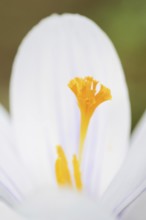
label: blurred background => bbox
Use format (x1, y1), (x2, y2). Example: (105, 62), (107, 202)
(0, 0), (145, 129)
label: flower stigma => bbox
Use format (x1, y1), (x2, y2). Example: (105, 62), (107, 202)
(55, 76), (112, 190)
(68, 76), (112, 162)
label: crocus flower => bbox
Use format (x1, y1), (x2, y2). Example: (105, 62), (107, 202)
(0, 14), (145, 220)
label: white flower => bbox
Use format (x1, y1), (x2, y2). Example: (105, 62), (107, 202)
(0, 13), (145, 220)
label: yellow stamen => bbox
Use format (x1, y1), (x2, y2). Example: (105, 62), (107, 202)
(68, 76), (112, 162)
(72, 155), (82, 190)
(55, 146), (72, 186)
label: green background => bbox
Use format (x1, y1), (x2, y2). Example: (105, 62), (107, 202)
(0, 0), (145, 129)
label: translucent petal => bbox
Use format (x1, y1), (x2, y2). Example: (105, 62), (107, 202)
(101, 111), (146, 216)
(0, 105), (33, 205)
(0, 202), (25, 220)
(10, 14), (130, 194)
(120, 190), (146, 220)
(17, 187), (116, 220)
(131, 111), (146, 148)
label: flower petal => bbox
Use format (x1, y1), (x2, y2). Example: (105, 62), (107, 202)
(101, 111), (146, 216)
(130, 111), (146, 149)
(0, 105), (33, 205)
(119, 191), (146, 220)
(0, 202), (25, 220)
(17, 187), (116, 220)
(10, 14), (130, 194)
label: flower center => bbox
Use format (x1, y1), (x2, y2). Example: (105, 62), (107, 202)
(55, 76), (112, 190)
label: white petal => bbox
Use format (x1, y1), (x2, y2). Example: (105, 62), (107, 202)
(0, 105), (33, 205)
(0, 202), (25, 220)
(101, 111), (146, 216)
(131, 111), (146, 149)
(17, 187), (115, 220)
(120, 191), (146, 220)
(10, 14), (130, 194)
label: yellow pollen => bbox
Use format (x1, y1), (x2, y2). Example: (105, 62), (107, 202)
(68, 76), (112, 162)
(55, 146), (83, 190)
(55, 146), (72, 186)
(72, 155), (82, 190)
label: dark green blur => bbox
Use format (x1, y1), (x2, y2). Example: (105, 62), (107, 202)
(0, 0), (145, 129)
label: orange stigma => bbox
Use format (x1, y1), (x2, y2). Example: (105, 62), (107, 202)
(68, 76), (112, 162)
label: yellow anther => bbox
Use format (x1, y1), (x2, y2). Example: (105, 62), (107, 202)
(55, 146), (72, 187)
(68, 76), (112, 162)
(72, 155), (82, 190)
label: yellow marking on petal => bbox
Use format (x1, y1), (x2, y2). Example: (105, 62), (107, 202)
(72, 155), (82, 190)
(68, 76), (112, 162)
(55, 146), (72, 187)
